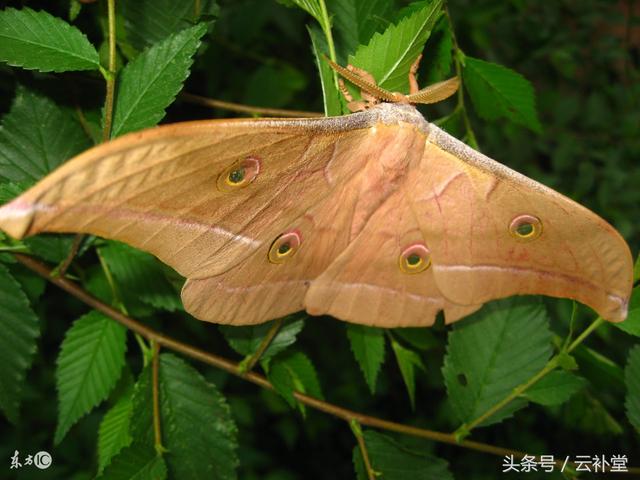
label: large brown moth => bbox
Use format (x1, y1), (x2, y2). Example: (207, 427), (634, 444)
(0, 56), (633, 327)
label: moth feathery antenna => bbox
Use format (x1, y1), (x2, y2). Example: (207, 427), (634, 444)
(323, 55), (398, 110)
(405, 76), (460, 104)
(323, 55), (459, 109)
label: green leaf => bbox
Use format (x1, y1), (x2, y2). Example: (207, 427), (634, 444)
(558, 390), (623, 435)
(614, 286), (640, 337)
(98, 389), (134, 474)
(99, 241), (182, 312)
(122, 0), (217, 51)
(0, 182), (26, 203)
(7, 262), (46, 304)
(159, 353), (239, 479)
(55, 311), (127, 444)
(128, 366), (154, 448)
(349, 0), (442, 94)
(110, 23), (208, 138)
(625, 345), (640, 433)
(0, 87), (91, 182)
(287, 0), (323, 24)
(0, 7), (100, 72)
(328, 0), (393, 57)
(308, 25), (344, 116)
(523, 371), (587, 406)
(353, 430), (452, 480)
(24, 235), (75, 264)
(220, 315), (305, 361)
(98, 443), (167, 480)
(267, 351), (323, 415)
(442, 298), (552, 426)
(392, 327), (439, 351)
(69, 0), (82, 22)
(633, 255), (640, 282)
(0, 263), (39, 423)
(421, 16), (453, 83)
(463, 56), (542, 133)
(346, 324), (385, 394)
(572, 345), (624, 394)
(244, 64), (307, 108)
(391, 338), (425, 408)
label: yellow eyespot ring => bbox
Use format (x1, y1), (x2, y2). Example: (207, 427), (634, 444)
(268, 230), (302, 264)
(509, 214), (542, 241)
(217, 156), (261, 192)
(399, 243), (431, 274)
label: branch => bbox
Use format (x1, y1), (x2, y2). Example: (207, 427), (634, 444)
(239, 318), (283, 374)
(179, 92), (322, 118)
(13, 253), (640, 475)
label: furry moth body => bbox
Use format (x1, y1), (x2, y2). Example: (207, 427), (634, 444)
(0, 101), (632, 327)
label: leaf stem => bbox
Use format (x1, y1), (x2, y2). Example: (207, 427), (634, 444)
(62, 0), (118, 272)
(317, 0), (340, 95)
(151, 341), (166, 455)
(239, 318), (283, 374)
(101, 0), (117, 142)
(56, 234), (84, 277)
(350, 419), (377, 480)
(14, 253), (640, 475)
(179, 92), (321, 117)
(444, 5), (479, 150)
(194, 0), (201, 19)
(567, 317), (604, 353)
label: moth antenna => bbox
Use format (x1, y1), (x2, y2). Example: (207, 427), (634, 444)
(324, 56), (397, 103)
(406, 77), (460, 104)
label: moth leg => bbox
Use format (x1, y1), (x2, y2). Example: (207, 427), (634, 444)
(338, 78), (368, 112)
(409, 54), (423, 95)
(341, 65), (380, 109)
(338, 78), (354, 102)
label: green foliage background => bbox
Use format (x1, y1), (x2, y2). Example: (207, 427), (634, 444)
(0, 0), (638, 478)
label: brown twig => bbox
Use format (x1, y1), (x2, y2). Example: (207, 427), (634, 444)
(12, 253), (640, 475)
(57, 234), (84, 277)
(179, 92), (322, 118)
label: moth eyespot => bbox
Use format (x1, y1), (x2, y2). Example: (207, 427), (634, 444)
(399, 243), (431, 274)
(217, 156), (261, 191)
(268, 230), (302, 264)
(509, 215), (542, 241)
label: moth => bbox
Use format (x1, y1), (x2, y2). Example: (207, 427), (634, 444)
(0, 56), (633, 327)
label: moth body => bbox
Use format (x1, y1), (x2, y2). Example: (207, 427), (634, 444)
(0, 102), (633, 327)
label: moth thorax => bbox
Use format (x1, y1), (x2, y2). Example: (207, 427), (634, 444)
(374, 124), (424, 176)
